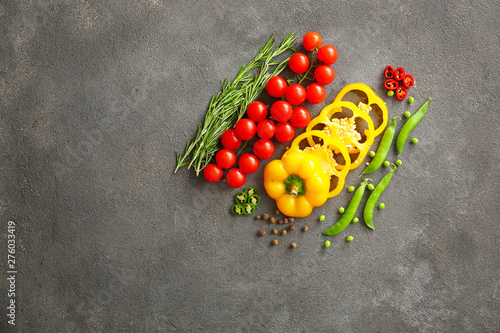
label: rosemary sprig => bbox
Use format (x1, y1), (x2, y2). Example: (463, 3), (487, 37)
(175, 33), (297, 176)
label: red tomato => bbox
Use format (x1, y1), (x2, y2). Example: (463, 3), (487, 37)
(215, 149), (236, 169)
(226, 168), (246, 188)
(203, 164), (223, 183)
(275, 122), (295, 143)
(234, 118), (256, 141)
(246, 101), (268, 123)
(256, 119), (276, 139)
(270, 100), (293, 122)
(220, 129), (241, 150)
(288, 53), (310, 74)
(314, 65), (335, 85)
(238, 153), (259, 174)
(306, 83), (326, 104)
(290, 107), (311, 128)
(317, 45), (338, 65)
(285, 84), (307, 106)
(266, 76), (287, 98)
(253, 139), (275, 159)
(303, 31), (322, 51)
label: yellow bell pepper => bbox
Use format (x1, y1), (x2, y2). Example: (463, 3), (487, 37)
(264, 131), (351, 217)
(333, 83), (388, 137)
(306, 101), (375, 170)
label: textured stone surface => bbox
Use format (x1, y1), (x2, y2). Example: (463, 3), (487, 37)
(1, 0), (499, 332)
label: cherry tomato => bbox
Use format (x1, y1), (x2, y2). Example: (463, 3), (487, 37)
(303, 31), (322, 51)
(306, 83), (326, 104)
(226, 168), (246, 188)
(270, 100), (293, 122)
(220, 129), (241, 150)
(285, 84), (307, 106)
(238, 153), (259, 174)
(275, 122), (295, 143)
(203, 164), (223, 183)
(314, 65), (335, 85)
(288, 53), (310, 74)
(215, 149), (236, 169)
(234, 118), (256, 141)
(290, 106), (311, 128)
(317, 45), (338, 65)
(253, 139), (275, 159)
(246, 101), (268, 123)
(266, 76), (287, 98)
(256, 119), (276, 139)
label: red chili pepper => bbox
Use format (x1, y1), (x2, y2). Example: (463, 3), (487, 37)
(384, 65), (394, 79)
(394, 67), (405, 81)
(403, 74), (415, 88)
(395, 86), (408, 101)
(384, 79), (398, 90)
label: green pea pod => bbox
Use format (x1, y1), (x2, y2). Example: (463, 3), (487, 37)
(396, 98), (431, 154)
(364, 165), (397, 229)
(363, 117), (399, 174)
(323, 178), (371, 236)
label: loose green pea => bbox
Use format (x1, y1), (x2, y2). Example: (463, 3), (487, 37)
(383, 160), (390, 167)
(338, 207), (345, 214)
(367, 184), (375, 191)
(411, 138), (419, 144)
(404, 111), (411, 118)
(324, 240), (331, 248)
(319, 215), (325, 221)
(387, 90), (394, 97)
(395, 159), (402, 166)
(347, 235), (354, 242)
(409, 96), (415, 105)
(369, 151), (376, 157)
(353, 217), (359, 223)
(348, 186), (355, 192)
(379, 203), (386, 209)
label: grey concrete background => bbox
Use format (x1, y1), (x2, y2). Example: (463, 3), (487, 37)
(1, 0), (499, 332)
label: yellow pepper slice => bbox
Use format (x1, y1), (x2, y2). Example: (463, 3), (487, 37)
(264, 131), (350, 217)
(333, 83), (388, 136)
(306, 101), (375, 170)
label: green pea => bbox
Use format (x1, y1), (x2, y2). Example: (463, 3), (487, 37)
(338, 207), (345, 214)
(409, 96), (415, 105)
(395, 159), (402, 166)
(404, 111), (411, 118)
(353, 217), (359, 223)
(324, 240), (331, 248)
(383, 160), (390, 167)
(347, 235), (354, 242)
(369, 151), (376, 157)
(348, 186), (355, 192)
(367, 184), (374, 191)
(379, 203), (386, 209)
(319, 215), (325, 222)
(411, 138), (419, 144)
(387, 90), (394, 97)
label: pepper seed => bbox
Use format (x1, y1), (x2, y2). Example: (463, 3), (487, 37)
(272, 239), (278, 246)
(258, 229), (266, 236)
(302, 226), (308, 232)
(281, 230), (287, 236)
(263, 213), (269, 220)
(256, 215), (261, 220)
(289, 225), (295, 231)
(275, 209), (280, 215)
(278, 219), (283, 224)
(269, 217), (276, 224)
(284, 218), (289, 224)
(290, 242), (297, 249)
(272, 229), (278, 234)
(289, 218), (295, 223)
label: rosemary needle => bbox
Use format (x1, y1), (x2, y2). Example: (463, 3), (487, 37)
(175, 33), (297, 176)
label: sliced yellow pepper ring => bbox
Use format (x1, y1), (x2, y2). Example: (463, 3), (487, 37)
(283, 130), (351, 198)
(333, 83), (388, 137)
(305, 101), (375, 170)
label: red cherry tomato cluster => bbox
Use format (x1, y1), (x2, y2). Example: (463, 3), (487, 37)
(384, 65), (415, 101)
(204, 31), (338, 188)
